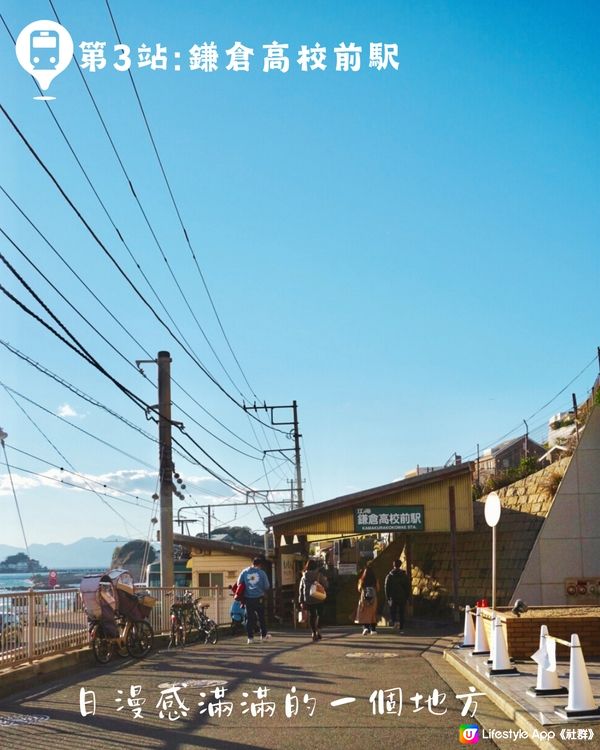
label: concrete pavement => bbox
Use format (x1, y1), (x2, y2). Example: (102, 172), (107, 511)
(0, 623), (537, 750)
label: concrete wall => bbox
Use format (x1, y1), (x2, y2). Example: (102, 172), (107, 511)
(512, 405), (600, 605)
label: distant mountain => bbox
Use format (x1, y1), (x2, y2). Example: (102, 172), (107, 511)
(0, 537), (157, 568)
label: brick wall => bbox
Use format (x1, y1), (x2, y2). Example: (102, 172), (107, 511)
(484, 606), (600, 660)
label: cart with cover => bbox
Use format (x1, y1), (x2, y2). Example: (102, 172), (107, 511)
(80, 569), (156, 663)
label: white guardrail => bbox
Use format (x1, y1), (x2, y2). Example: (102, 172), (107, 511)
(0, 586), (229, 669)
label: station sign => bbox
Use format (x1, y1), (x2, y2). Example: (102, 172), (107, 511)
(354, 506), (424, 532)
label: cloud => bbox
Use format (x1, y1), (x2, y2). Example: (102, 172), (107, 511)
(0, 467), (235, 503)
(57, 403), (84, 419)
(0, 468), (157, 499)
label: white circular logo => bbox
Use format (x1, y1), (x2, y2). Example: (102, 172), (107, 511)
(15, 20), (74, 96)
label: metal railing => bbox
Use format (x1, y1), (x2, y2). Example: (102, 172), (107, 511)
(0, 585), (229, 669)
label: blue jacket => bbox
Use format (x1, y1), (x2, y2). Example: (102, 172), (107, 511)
(237, 566), (270, 598)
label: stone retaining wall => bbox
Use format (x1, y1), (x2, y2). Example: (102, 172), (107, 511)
(404, 458), (570, 611)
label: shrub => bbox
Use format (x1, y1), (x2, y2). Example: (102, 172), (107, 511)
(540, 467), (565, 500)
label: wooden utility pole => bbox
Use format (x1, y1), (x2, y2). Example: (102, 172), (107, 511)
(158, 351), (174, 589)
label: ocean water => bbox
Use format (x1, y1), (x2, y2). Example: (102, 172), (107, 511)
(0, 568), (105, 593)
(0, 572), (35, 592)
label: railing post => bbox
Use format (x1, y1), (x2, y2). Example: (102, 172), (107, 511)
(27, 589), (35, 660)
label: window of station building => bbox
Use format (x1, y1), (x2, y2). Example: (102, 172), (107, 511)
(198, 572), (224, 597)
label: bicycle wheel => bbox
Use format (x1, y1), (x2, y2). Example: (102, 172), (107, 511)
(168, 621), (177, 649)
(114, 618), (128, 658)
(184, 611), (201, 644)
(205, 620), (218, 645)
(91, 624), (113, 664)
(126, 620), (154, 658)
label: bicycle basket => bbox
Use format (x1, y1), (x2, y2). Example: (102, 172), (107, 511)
(136, 593), (157, 619)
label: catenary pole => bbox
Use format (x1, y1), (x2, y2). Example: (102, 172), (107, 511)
(292, 400), (303, 509)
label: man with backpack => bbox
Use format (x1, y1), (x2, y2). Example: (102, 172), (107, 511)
(384, 559), (410, 633)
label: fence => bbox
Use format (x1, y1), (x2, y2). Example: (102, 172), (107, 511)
(0, 585), (230, 670)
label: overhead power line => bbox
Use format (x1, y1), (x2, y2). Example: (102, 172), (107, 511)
(0, 186), (271, 457)
(1, 436), (31, 562)
(0, 10), (230, 397)
(3, 463), (154, 514)
(0, 338), (157, 444)
(0, 225), (138, 373)
(104, 0), (259, 402)
(1, 235), (268, 488)
(1, 382), (156, 469)
(462, 354), (599, 461)
(0, 100), (286, 435)
(5, 444), (154, 507)
(0, 183), (154, 368)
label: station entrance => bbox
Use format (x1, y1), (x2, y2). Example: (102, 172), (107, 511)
(263, 464), (473, 625)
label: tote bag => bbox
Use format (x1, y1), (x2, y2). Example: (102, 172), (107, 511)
(309, 581), (327, 602)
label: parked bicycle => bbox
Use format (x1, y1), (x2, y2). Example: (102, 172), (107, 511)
(169, 592), (218, 647)
(81, 569), (156, 664)
(169, 598), (188, 648)
(90, 614), (154, 664)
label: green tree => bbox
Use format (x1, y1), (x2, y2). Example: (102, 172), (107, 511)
(209, 526), (263, 547)
(111, 540), (156, 582)
(0, 552), (44, 571)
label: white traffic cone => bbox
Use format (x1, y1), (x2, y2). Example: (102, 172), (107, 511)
(488, 615), (519, 675)
(527, 625), (567, 697)
(459, 605), (475, 648)
(471, 607), (490, 656)
(556, 634), (600, 719)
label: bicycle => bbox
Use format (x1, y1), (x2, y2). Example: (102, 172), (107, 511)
(169, 600), (187, 648)
(174, 592), (218, 645)
(190, 598), (219, 645)
(90, 615), (154, 664)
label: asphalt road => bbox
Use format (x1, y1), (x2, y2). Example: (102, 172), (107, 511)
(0, 624), (538, 750)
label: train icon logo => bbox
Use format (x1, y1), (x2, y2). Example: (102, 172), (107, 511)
(15, 20), (74, 100)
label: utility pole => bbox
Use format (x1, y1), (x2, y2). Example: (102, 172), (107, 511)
(292, 400), (303, 509)
(244, 400), (304, 510)
(158, 351), (174, 589)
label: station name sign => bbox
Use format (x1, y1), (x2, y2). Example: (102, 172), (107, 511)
(354, 506), (425, 532)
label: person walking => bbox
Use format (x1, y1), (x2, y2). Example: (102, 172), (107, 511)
(237, 557), (271, 644)
(384, 559), (410, 633)
(355, 560), (379, 634)
(298, 559), (328, 642)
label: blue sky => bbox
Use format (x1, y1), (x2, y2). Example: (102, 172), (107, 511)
(0, 1), (598, 549)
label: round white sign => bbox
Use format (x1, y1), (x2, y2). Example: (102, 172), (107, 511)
(484, 492), (501, 527)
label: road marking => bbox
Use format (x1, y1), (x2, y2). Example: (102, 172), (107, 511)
(157, 679), (228, 689)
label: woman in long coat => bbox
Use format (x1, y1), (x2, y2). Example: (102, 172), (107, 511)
(355, 560), (380, 634)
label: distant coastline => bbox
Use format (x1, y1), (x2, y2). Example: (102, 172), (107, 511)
(0, 567), (106, 592)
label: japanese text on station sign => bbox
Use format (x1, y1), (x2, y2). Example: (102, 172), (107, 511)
(354, 506), (424, 532)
